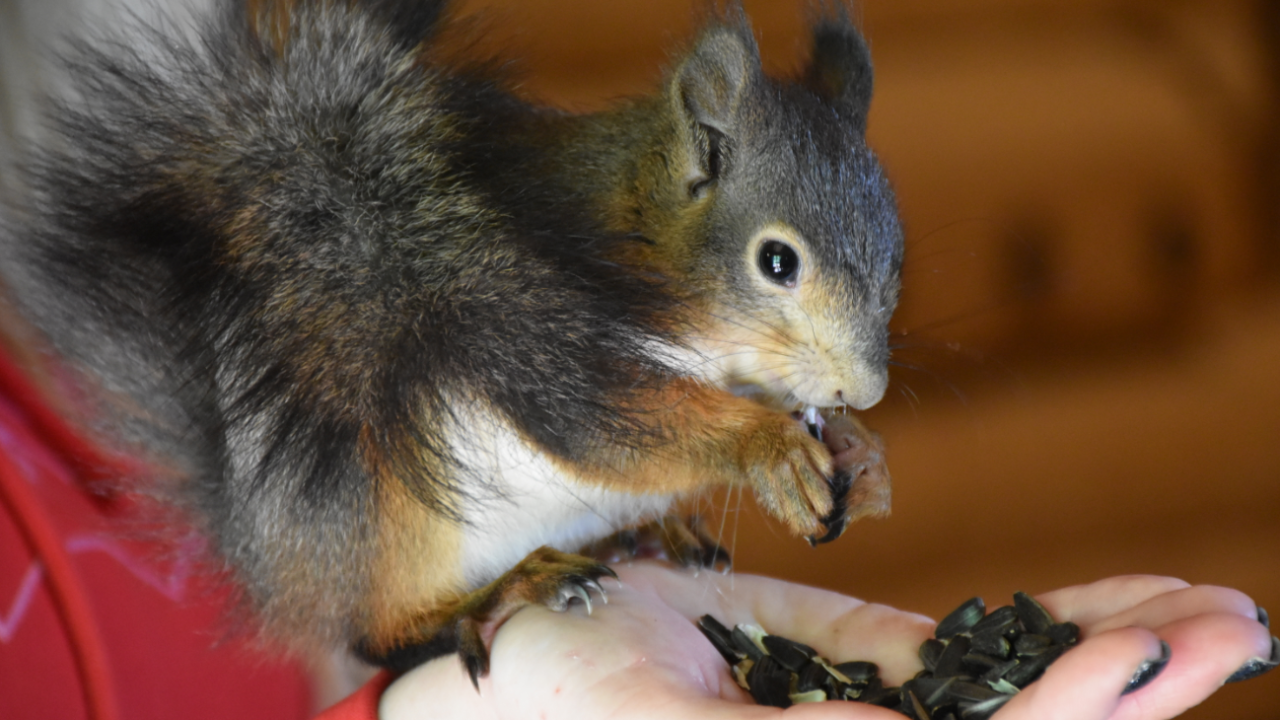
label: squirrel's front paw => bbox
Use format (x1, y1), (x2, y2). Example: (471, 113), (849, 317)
(739, 413), (837, 537)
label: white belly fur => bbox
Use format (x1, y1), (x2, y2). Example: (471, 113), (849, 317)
(449, 402), (675, 588)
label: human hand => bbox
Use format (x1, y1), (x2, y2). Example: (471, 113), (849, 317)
(379, 563), (1275, 719)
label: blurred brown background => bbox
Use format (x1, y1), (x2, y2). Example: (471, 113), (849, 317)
(2, 0), (1277, 716)
(433, 0), (1280, 716)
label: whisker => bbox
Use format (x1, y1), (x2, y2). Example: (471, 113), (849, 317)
(888, 361), (969, 406)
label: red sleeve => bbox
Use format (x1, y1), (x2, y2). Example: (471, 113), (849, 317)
(316, 673), (394, 720)
(0, 349), (313, 720)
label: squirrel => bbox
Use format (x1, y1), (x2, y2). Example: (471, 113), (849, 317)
(1, 0), (902, 683)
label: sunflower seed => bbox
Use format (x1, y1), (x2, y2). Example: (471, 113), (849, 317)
(697, 589), (1081, 720)
(936, 597), (986, 640)
(905, 689), (930, 720)
(902, 676), (955, 707)
(746, 655), (792, 708)
(697, 615), (741, 664)
(933, 635), (971, 678)
(833, 660), (879, 683)
(919, 639), (946, 673)
(762, 634), (817, 672)
(790, 688), (828, 704)
(730, 625), (765, 662)
(987, 678), (1020, 695)
(797, 661), (833, 693)
(1045, 622), (1079, 645)
(971, 605), (1018, 635)
(977, 658), (1020, 685)
(1004, 644), (1069, 687)
(860, 683), (902, 708)
(946, 680), (1004, 703)
(969, 629), (1010, 658)
(960, 652), (1006, 675)
(1013, 633), (1052, 656)
(958, 693), (1012, 720)
(1013, 592), (1054, 635)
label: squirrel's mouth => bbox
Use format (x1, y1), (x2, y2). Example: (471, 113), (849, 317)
(789, 405), (870, 472)
(728, 384), (882, 470)
(793, 405), (829, 442)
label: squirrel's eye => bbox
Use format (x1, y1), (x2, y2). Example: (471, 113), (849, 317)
(757, 240), (800, 287)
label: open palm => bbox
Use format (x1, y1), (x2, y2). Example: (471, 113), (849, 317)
(382, 562), (1274, 720)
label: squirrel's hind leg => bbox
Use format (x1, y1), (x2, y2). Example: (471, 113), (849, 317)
(356, 546), (616, 686)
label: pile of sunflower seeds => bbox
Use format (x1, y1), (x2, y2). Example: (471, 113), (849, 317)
(697, 592), (1079, 720)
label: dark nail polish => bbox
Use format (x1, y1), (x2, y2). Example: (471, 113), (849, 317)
(1226, 636), (1280, 684)
(1122, 641), (1171, 696)
(1258, 606), (1270, 630)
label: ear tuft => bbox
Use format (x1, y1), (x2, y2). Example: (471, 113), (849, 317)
(674, 24), (760, 133)
(803, 12), (874, 134)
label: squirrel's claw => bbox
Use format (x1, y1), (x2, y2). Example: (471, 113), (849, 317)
(808, 468), (854, 545)
(358, 548), (619, 691)
(457, 617), (489, 691)
(554, 577), (604, 614)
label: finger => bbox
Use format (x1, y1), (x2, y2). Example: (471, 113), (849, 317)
(995, 626), (1163, 720)
(1081, 585), (1260, 636)
(1107, 612), (1274, 720)
(1036, 576), (1190, 628)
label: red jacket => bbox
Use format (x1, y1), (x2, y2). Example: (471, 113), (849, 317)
(0, 349), (385, 719)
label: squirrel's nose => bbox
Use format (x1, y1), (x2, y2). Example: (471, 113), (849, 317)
(838, 370), (888, 410)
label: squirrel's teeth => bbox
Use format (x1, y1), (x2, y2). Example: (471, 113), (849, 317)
(803, 406), (824, 441)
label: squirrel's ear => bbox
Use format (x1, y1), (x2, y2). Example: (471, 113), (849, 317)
(803, 16), (874, 134)
(674, 24), (759, 133)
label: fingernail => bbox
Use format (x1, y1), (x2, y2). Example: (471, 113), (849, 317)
(1258, 606), (1270, 629)
(1226, 636), (1280, 684)
(1122, 641), (1171, 696)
